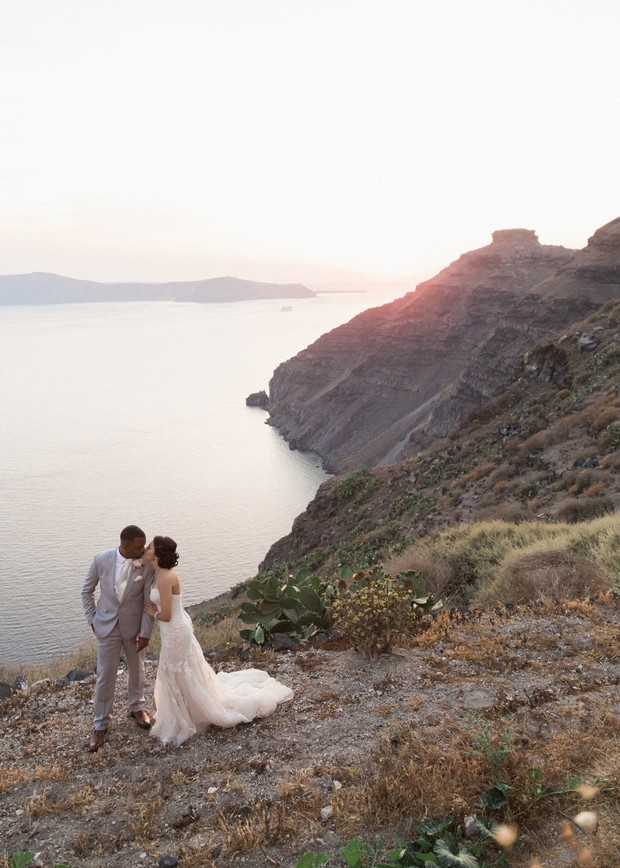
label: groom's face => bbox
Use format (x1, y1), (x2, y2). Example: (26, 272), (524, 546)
(123, 536), (147, 559)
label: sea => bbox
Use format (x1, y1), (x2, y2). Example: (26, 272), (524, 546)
(0, 288), (403, 667)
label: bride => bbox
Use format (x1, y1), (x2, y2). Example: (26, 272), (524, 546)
(143, 535), (293, 746)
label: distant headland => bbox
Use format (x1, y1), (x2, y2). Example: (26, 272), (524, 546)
(0, 272), (316, 305)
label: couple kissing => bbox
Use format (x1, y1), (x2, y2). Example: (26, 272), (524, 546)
(81, 525), (293, 752)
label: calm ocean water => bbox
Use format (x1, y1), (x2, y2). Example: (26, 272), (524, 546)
(0, 290), (401, 666)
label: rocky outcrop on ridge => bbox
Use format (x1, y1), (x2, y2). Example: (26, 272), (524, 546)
(266, 219), (620, 472)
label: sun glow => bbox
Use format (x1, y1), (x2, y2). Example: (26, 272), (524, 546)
(1, 0), (619, 284)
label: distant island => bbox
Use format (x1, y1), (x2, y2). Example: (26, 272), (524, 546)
(0, 272), (316, 305)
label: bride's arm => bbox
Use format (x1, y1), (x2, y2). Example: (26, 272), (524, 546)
(154, 571), (174, 622)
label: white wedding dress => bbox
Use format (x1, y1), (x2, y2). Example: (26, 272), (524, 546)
(150, 588), (293, 746)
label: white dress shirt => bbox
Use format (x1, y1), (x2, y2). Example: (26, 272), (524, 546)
(114, 548), (133, 597)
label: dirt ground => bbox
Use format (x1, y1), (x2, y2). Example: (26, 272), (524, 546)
(1, 599), (619, 867)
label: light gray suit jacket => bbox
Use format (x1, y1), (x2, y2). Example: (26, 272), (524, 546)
(81, 548), (155, 641)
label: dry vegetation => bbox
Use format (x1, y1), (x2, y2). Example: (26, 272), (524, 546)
(2, 586), (620, 867)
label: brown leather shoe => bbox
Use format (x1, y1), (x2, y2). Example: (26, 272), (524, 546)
(88, 729), (107, 752)
(131, 709), (152, 730)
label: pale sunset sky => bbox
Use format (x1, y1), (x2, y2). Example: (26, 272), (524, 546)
(1, 0), (619, 288)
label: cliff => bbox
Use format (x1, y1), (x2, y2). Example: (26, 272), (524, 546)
(266, 220), (620, 472)
(260, 291), (620, 576)
(0, 272), (315, 305)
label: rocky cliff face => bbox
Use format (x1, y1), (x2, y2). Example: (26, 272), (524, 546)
(266, 219), (620, 472)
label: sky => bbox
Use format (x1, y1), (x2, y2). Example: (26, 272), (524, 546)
(1, 0), (619, 288)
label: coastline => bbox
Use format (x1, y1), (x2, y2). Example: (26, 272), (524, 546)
(0, 585), (244, 683)
(184, 586), (240, 617)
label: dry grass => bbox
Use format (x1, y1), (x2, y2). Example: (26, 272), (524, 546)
(599, 450), (620, 470)
(553, 496), (616, 523)
(71, 826), (124, 859)
(0, 642), (97, 685)
(458, 460), (498, 486)
(592, 407), (620, 430)
(478, 501), (531, 523)
(478, 547), (606, 604)
(520, 419), (573, 454)
(0, 760), (72, 796)
(219, 773), (323, 859)
(388, 514), (620, 605)
(567, 469), (613, 496)
(444, 637), (513, 670)
(487, 463), (519, 487)
(339, 725), (490, 830)
(328, 704), (620, 864)
(26, 790), (63, 818)
(174, 843), (220, 867)
(127, 796), (164, 844)
(414, 612), (453, 647)
(382, 548), (456, 600)
(148, 613), (244, 657)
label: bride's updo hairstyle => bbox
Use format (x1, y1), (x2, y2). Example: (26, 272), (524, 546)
(153, 535), (180, 570)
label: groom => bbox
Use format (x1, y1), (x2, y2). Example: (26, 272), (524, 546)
(81, 525), (155, 752)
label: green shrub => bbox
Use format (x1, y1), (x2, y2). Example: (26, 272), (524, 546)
(331, 469), (380, 503)
(418, 457), (451, 485)
(519, 479), (541, 500)
(332, 567), (439, 661)
(333, 522), (403, 571)
(230, 580), (248, 599)
(601, 423), (620, 452)
(239, 568), (335, 646)
(393, 491), (436, 518)
(193, 604), (234, 628)
(587, 345), (620, 371)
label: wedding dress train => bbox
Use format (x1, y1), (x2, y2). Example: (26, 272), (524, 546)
(150, 588), (293, 746)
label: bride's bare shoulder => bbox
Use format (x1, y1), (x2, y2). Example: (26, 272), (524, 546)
(164, 567), (181, 587)
(157, 568), (177, 585)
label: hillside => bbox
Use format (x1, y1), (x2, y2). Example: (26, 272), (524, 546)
(261, 295), (620, 587)
(1, 596), (619, 867)
(0, 272), (315, 305)
(265, 219), (620, 473)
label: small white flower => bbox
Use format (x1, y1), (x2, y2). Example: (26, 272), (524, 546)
(494, 824), (517, 848)
(573, 811), (598, 833)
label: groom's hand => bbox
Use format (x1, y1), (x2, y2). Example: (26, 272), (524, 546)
(135, 635), (149, 653)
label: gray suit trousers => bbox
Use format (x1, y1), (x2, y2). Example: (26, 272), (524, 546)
(94, 624), (146, 730)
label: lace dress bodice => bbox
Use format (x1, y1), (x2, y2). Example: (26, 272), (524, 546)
(150, 587), (195, 674)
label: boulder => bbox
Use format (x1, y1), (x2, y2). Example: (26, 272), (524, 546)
(65, 667), (94, 682)
(245, 390), (269, 408)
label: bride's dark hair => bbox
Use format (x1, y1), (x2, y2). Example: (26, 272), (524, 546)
(153, 535), (179, 570)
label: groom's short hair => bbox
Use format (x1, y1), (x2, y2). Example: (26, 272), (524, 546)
(120, 524), (146, 541)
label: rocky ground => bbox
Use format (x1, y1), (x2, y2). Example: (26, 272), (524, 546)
(1, 598), (620, 867)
